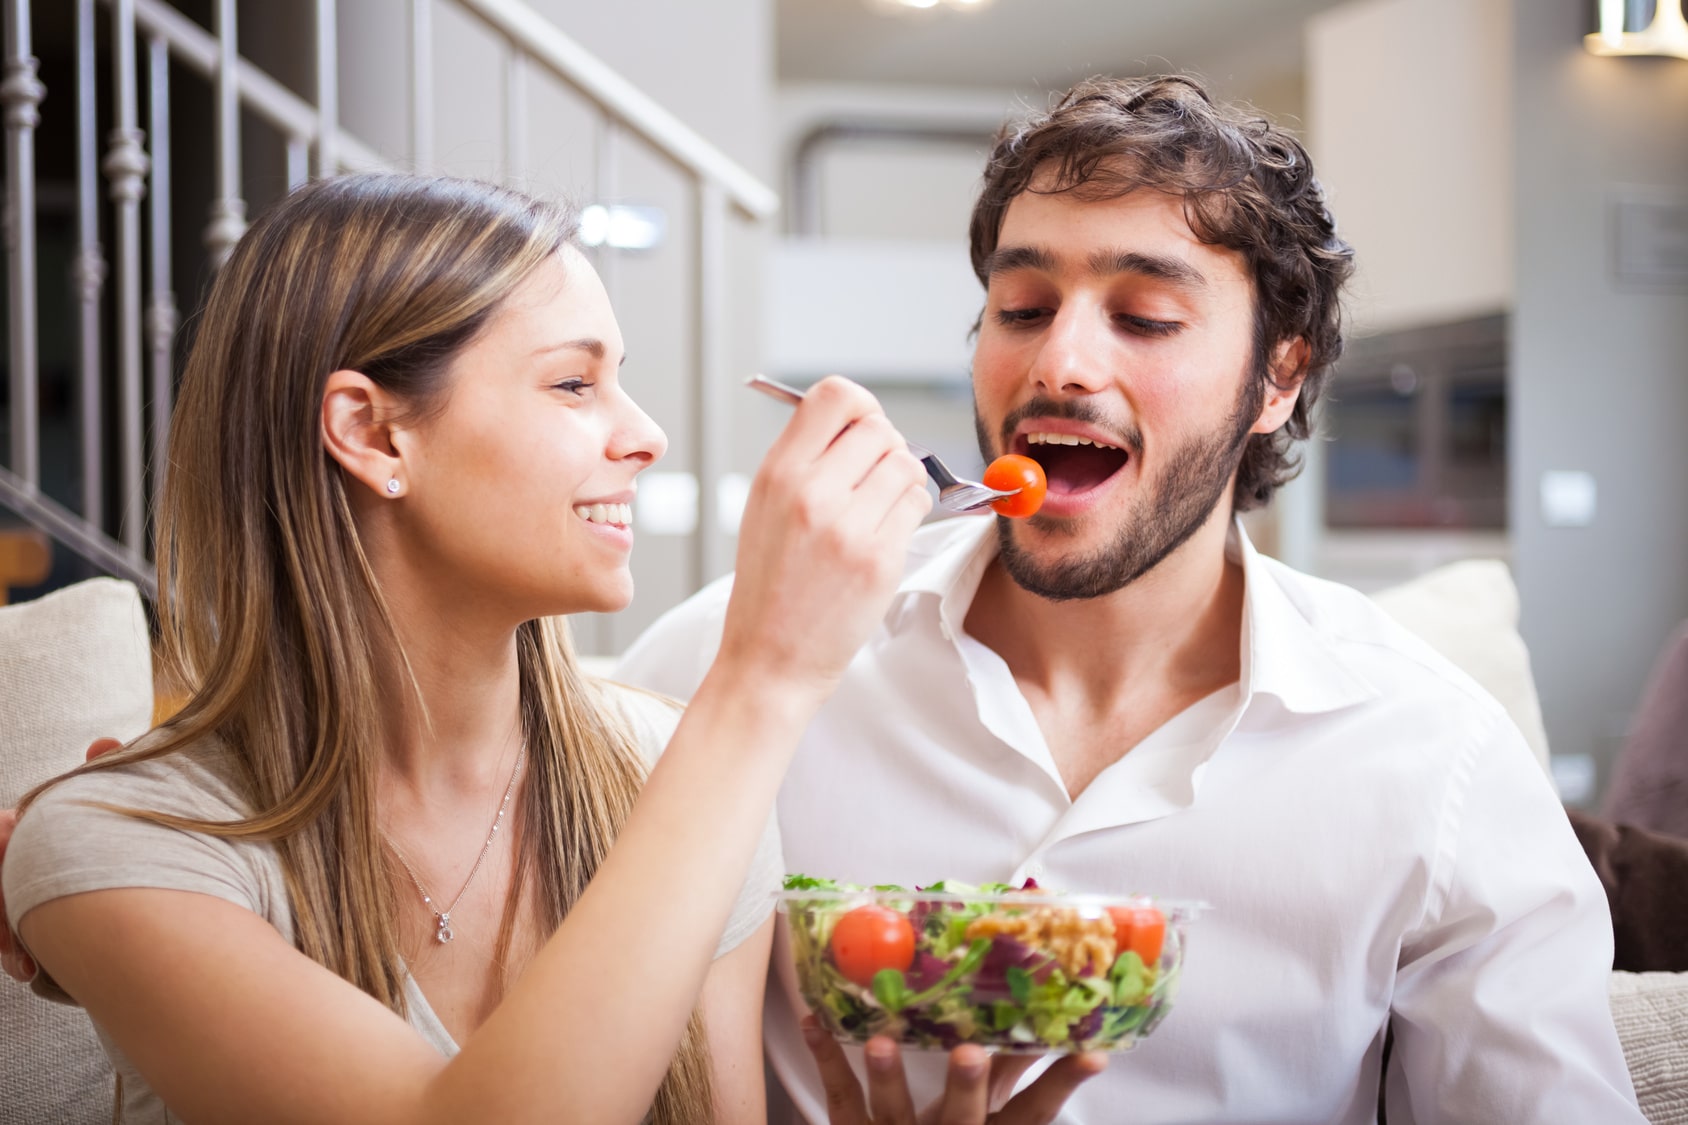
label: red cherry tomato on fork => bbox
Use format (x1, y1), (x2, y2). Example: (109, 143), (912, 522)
(983, 454), (1048, 519)
(829, 905), (916, 988)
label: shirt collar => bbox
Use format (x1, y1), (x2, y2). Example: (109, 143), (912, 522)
(892, 514), (1378, 716)
(1230, 521), (1380, 714)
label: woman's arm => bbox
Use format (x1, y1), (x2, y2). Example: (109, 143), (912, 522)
(702, 914), (776, 1123)
(17, 377), (930, 1125)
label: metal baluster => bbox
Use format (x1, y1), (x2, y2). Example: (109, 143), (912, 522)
(145, 33), (175, 509)
(693, 179), (726, 586)
(105, 0), (149, 555)
(505, 47), (526, 184)
(315, 0), (336, 175)
(411, 0), (431, 172)
(74, 0), (105, 523)
(203, 0), (243, 270)
(2, 0), (44, 487)
(286, 136), (308, 190)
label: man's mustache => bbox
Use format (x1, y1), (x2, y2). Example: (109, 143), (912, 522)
(997, 397), (1143, 456)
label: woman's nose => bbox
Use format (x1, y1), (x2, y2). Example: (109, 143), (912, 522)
(611, 391), (668, 466)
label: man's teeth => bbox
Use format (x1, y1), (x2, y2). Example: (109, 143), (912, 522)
(574, 502), (633, 525)
(1026, 431), (1122, 450)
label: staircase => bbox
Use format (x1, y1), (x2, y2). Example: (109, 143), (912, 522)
(0, 0), (776, 633)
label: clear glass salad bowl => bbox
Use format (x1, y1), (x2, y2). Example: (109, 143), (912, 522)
(776, 876), (1206, 1054)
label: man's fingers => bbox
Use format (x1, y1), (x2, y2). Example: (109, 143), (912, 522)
(803, 1015), (869, 1124)
(86, 737), (123, 762)
(0, 809), (36, 983)
(930, 1044), (991, 1125)
(862, 1036), (919, 1125)
(995, 1051), (1108, 1124)
(985, 1051), (1040, 1108)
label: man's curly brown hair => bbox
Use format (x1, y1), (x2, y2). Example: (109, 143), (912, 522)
(968, 74), (1356, 512)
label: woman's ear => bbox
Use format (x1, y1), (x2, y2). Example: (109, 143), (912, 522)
(1251, 337), (1311, 436)
(322, 370), (406, 498)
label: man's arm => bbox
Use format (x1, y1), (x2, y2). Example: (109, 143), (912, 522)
(1386, 714), (1643, 1123)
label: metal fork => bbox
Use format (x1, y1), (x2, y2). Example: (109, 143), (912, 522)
(745, 375), (1018, 512)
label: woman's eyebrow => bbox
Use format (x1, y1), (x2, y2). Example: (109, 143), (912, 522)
(532, 337), (605, 359)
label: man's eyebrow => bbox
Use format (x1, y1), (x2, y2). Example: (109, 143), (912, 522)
(984, 245), (1059, 277)
(1089, 249), (1207, 290)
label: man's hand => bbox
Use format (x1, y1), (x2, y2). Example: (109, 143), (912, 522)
(0, 737), (123, 983)
(802, 1016), (1107, 1124)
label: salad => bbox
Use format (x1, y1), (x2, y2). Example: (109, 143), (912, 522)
(777, 874), (1197, 1053)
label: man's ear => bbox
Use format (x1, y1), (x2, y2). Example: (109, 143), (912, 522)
(1251, 337), (1311, 436)
(321, 370), (407, 498)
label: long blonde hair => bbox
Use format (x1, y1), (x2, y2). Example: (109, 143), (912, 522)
(23, 173), (713, 1121)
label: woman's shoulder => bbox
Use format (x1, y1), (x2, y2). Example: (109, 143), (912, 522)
(26, 728), (254, 822)
(4, 729), (288, 955)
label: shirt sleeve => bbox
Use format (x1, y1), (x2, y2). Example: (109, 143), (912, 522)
(1385, 709), (1645, 1124)
(3, 757), (270, 1005)
(598, 678), (782, 961)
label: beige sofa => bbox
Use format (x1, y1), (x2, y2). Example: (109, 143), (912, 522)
(3, 572), (1685, 1121)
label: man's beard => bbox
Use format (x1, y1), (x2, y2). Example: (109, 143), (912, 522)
(978, 364), (1265, 603)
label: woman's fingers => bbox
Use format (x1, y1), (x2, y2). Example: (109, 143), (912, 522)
(763, 375), (887, 471)
(803, 1016), (869, 1124)
(993, 1052), (1108, 1124)
(86, 737), (123, 761)
(862, 1037), (919, 1125)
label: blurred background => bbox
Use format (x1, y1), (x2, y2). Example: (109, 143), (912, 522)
(1, 0), (1685, 809)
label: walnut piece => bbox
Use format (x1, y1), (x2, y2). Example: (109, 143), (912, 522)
(965, 906), (1117, 978)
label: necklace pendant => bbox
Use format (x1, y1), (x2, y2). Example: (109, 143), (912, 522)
(436, 914), (454, 944)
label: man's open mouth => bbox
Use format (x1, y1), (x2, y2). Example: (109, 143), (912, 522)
(1016, 430), (1131, 497)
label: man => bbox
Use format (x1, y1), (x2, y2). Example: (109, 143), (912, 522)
(618, 75), (1643, 1122)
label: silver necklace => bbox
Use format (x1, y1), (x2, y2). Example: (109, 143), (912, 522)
(386, 751), (523, 945)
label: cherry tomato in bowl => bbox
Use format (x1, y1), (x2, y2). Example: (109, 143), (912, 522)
(828, 904), (916, 988)
(983, 454), (1048, 519)
(1107, 903), (1167, 966)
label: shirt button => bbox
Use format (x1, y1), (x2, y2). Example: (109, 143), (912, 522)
(1028, 862), (1046, 878)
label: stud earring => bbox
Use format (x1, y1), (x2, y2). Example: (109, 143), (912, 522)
(386, 478), (400, 495)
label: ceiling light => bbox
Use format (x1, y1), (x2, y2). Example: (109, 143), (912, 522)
(870, 0), (992, 12)
(578, 204), (666, 251)
(1585, 0), (1688, 60)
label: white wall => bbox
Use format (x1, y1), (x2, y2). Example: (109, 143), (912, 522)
(1305, 0), (1512, 335)
(1512, 2), (1688, 793)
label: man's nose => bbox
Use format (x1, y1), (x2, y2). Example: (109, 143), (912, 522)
(1027, 304), (1113, 397)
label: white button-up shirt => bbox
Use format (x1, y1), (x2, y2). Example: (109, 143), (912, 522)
(617, 516), (1642, 1124)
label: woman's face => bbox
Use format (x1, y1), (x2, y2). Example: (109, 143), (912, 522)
(393, 247), (667, 622)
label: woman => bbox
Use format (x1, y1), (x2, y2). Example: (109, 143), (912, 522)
(0, 173), (933, 1123)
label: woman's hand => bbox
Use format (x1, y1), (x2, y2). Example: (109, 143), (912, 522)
(0, 737), (124, 983)
(717, 376), (931, 703)
(803, 1017), (1107, 1125)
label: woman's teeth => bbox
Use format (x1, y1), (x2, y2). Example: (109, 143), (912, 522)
(574, 502), (632, 526)
(1026, 431), (1122, 450)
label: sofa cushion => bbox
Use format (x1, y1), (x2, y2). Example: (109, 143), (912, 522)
(1612, 971), (1688, 1124)
(1371, 558), (1552, 776)
(0, 577), (155, 1123)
